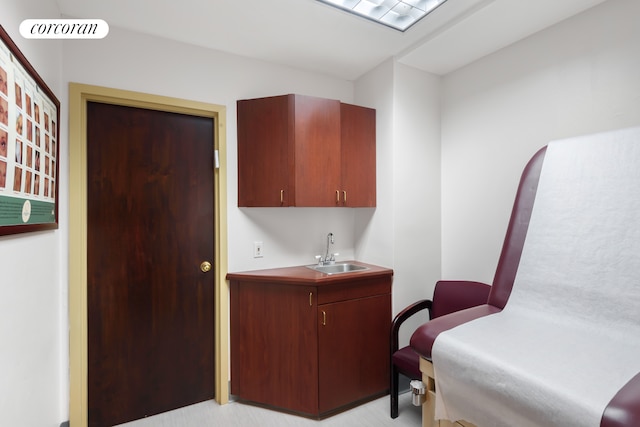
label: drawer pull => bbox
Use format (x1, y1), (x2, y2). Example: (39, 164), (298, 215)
(309, 292), (313, 307)
(322, 310), (326, 326)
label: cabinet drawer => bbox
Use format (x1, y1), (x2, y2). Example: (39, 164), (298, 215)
(317, 276), (391, 305)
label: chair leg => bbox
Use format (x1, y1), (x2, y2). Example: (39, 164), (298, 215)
(390, 364), (399, 418)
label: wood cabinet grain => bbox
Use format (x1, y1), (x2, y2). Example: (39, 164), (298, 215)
(228, 263), (392, 418)
(237, 94), (376, 207)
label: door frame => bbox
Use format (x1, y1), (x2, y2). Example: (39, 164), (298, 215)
(68, 83), (229, 427)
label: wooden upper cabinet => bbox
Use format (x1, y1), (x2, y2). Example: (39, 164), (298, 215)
(340, 103), (376, 207)
(237, 94), (376, 207)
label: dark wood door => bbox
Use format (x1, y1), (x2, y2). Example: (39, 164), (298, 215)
(87, 102), (215, 427)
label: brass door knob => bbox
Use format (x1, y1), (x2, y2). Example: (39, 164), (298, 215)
(200, 261), (212, 273)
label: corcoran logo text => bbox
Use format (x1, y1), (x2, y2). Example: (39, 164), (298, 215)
(20, 19), (109, 39)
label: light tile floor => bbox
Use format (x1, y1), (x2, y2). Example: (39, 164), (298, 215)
(117, 390), (421, 427)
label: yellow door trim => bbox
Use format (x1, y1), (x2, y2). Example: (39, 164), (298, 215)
(68, 82), (229, 427)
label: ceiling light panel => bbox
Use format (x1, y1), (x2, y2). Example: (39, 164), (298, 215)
(318, 0), (447, 31)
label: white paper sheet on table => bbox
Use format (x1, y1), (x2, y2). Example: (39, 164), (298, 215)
(432, 127), (640, 427)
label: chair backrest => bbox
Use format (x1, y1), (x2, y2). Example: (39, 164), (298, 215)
(487, 146), (546, 309)
(431, 280), (491, 319)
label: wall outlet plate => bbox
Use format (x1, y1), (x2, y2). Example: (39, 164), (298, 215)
(253, 241), (263, 258)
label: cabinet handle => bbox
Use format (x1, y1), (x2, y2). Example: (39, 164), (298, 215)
(309, 292), (313, 307)
(322, 310), (326, 326)
(335, 190), (340, 204)
(343, 191), (347, 204)
(280, 189), (284, 205)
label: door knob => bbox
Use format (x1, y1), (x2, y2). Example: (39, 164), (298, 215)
(200, 261), (212, 273)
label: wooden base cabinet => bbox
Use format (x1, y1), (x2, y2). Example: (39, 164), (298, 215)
(228, 265), (392, 418)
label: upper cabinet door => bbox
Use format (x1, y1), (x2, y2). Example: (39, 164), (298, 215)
(237, 95), (291, 207)
(340, 103), (376, 207)
(237, 94), (376, 207)
(292, 95), (341, 207)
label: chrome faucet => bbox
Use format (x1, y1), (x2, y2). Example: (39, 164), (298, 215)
(316, 232), (338, 266)
(325, 232), (334, 264)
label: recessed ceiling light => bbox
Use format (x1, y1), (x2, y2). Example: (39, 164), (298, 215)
(317, 0), (448, 32)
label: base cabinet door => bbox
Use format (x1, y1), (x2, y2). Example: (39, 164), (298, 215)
(318, 293), (391, 413)
(230, 282), (319, 414)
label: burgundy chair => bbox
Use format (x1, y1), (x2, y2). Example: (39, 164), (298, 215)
(390, 146), (547, 419)
(390, 280), (491, 418)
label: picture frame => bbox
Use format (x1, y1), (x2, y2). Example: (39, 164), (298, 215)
(0, 25), (60, 236)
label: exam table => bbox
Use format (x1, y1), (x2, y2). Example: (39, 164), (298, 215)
(410, 127), (640, 427)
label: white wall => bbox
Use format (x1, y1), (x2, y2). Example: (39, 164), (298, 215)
(441, 0), (640, 284)
(353, 59), (395, 268)
(0, 1), (65, 426)
(354, 59), (442, 345)
(391, 63), (441, 341)
(62, 26), (362, 274)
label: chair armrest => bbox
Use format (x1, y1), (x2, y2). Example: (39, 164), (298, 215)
(391, 299), (432, 354)
(410, 304), (501, 359)
(431, 280), (491, 318)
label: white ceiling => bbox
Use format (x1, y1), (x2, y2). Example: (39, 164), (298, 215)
(56, 0), (607, 81)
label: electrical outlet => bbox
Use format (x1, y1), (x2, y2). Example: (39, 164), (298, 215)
(253, 241), (264, 258)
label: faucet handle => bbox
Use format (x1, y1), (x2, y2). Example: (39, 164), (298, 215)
(315, 255), (324, 265)
(327, 253), (339, 264)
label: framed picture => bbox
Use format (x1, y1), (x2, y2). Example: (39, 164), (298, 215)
(0, 25), (60, 235)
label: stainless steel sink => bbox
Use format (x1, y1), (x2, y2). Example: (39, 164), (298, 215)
(306, 263), (369, 275)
